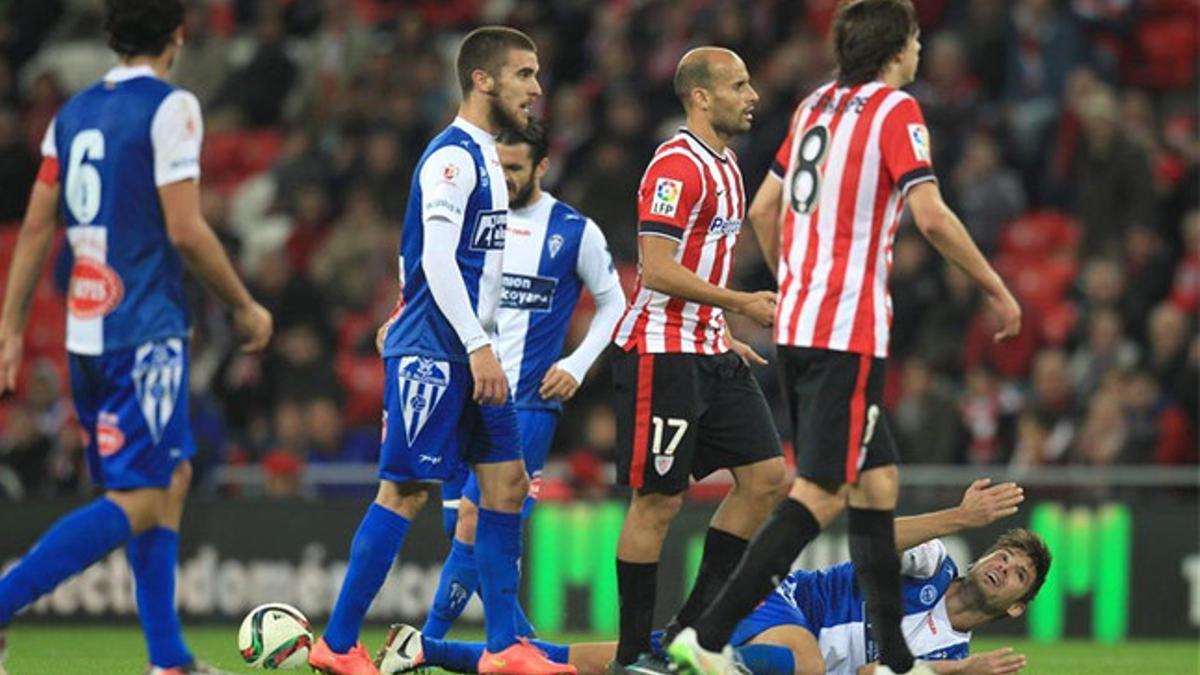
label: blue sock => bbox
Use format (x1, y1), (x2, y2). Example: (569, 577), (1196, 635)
(475, 508), (522, 653)
(0, 498), (131, 625)
(421, 636), (487, 673)
(442, 507), (459, 541)
(128, 527), (192, 668)
(736, 644), (795, 675)
(529, 639), (569, 664)
(514, 600), (536, 638)
(422, 539), (480, 638)
(324, 504), (410, 653)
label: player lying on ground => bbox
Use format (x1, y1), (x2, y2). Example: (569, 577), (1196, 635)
(376, 480), (1049, 675)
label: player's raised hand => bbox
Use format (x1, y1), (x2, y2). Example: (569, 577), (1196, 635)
(962, 647), (1027, 674)
(539, 365), (580, 402)
(957, 478), (1024, 528)
(729, 336), (768, 366)
(987, 286), (1022, 342)
(469, 344), (509, 405)
(234, 301), (274, 352)
(734, 290), (777, 328)
(0, 331), (23, 394)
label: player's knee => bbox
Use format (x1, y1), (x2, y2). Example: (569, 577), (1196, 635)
(793, 650), (823, 675)
(454, 499), (479, 544)
(376, 481), (430, 518)
(753, 460), (791, 504)
(789, 479), (848, 527)
(630, 491), (685, 529)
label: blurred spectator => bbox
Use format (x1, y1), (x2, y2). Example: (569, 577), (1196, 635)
(1065, 86), (1155, 256)
(1169, 210), (1200, 314)
(21, 71), (62, 152)
(310, 185), (391, 310)
(893, 357), (962, 465)
(567, 404), (617, 500)
(210, 12), (297, 127)
(959, 366), (1021, 465)
(889, 232), (941, 360)
(911, 32), (981, 170)
(0, 106), (36, 221)
(1144, 302), (1194, 410)
(1074, 381), (1125, 466)
(1066, 307), (1139, 397)
(172, 4), (231, 105)
(283, 182), (334, 272)
(950, 131), (1027, 256)
(1119, 369), (1196, 465)
(1025, 349), (1077, 464)
(0, 403), (51, 494)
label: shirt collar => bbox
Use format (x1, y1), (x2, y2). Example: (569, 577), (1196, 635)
(103, 64), (159, 83)
(453, 116), (497, 146)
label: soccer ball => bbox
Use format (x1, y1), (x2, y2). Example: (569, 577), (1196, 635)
(237, 603), (313, 670)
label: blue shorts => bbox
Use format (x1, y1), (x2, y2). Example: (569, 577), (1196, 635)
(729, 586), (815, 648)
(380, 355), (522, 483)
(442, 407), (558, 518)
(68, 337), (196, 490)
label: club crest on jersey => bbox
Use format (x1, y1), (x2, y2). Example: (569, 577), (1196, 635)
(132, 338), (184, 444)
(654, 454), (675, 476)
(920, 584), (938, 605)
(547, 233), (564, 258)
(68, 257), (125, 319)
(650, 178), (683, 218)
(397, 356), (450, 445)
(907, 124), (931, 163)
(470, 210), (507, 251)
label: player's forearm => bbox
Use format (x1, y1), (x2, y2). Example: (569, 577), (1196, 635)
(1, 183), (59, 335)
(558, 284), (625, 382)
(422, 220), (490, 353)
(916, 207), (1006, 299)
(925, 658), (970, 674)
(642, 247), (742, 311)
(171, 217), (255, 310)
(894, 507), (968, 552)
(0, 217), (57, 334)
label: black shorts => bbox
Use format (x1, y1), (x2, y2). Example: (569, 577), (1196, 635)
(612, 347), (782, 494)
(778, 346), (898, 485)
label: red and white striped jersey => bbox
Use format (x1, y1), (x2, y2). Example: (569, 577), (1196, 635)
(612, 128), (746, 354)
(773, 81), (936, 358)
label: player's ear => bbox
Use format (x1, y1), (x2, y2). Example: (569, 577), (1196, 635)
(472, 68), (495, 95)
(534, 156), (549, 180)
(1004, 602), (1026, 620)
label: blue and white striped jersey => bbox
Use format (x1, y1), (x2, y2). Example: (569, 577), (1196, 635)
(777, 539), (970, 675)
(383, 117), (509, 362)
(494, 193), (622, 410)
(42, 65), (202, 355)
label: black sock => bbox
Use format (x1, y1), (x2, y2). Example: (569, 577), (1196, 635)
(671, 528), (749, 631)
(616, 559), (659, 665)
(848, 507), (914, 673)
(693, 499), (821, 651)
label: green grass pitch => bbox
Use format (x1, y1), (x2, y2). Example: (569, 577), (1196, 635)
(4, 625), (1198, 674)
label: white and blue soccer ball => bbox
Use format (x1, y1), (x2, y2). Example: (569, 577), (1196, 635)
(237, 603), (313, 670)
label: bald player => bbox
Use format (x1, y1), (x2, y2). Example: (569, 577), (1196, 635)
(606, 47), (788, 674)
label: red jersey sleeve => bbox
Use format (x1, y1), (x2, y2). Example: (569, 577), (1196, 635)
(637, 152), (704, 241)
(880, 96), (936, 194)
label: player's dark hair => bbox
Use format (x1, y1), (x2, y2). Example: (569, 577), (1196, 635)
(833, 0), (918, 86)
(983, 528), (1052, 605)
(674, 56), (714, 106)
(456, 26), (537, 95)
(104, 0), (185, 57)
(497, 117), (548, 165)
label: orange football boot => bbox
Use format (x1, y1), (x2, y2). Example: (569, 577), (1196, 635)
(309, 637), (381, 675)
(478, 638), (577, 675)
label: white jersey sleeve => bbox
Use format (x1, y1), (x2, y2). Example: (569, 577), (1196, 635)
(40, 119), (56, 158)
(901, 539), (949, 579)
(557, 219), (625, 383)
(150, 89), (203, 186)
(419, 145), (489, 353)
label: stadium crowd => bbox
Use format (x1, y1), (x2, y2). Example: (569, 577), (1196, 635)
(0, 0), (1196, 500)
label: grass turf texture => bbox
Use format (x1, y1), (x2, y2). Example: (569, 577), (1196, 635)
(3, 626), (1198, 674)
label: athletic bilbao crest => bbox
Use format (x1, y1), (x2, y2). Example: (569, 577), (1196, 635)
(132, 338), (184, 444)
(654, 454), (674, 476)
(398, 356), (450, 444)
